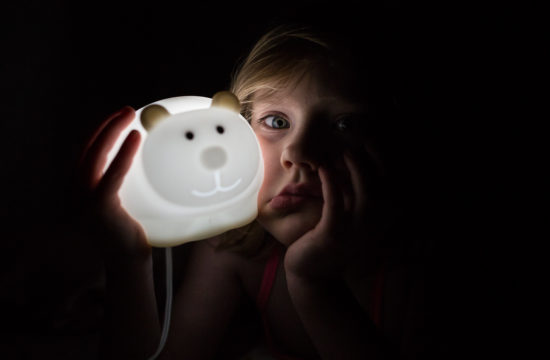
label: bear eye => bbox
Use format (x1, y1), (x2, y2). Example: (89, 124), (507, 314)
(184, 131), (194, 140)
(216, 125), (224, 134)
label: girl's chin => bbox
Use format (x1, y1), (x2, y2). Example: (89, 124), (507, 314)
(257, 209), (322, 247)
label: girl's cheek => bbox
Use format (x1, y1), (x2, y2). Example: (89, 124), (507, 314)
(257, 141), (280, 186)
(256, 134), (281, 166)
(261, 152), (280, 184)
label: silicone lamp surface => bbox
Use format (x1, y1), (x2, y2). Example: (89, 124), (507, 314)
(105, 92), (263, 247)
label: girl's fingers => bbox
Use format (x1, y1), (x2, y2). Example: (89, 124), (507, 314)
(317, 165), (346, 234)
(96, 130), (141, 199)
(328, 155), (355, 213)
(337, 158), (355, 213)
(79, 108), (126, 165)
(343, 151), (369, 213)
(79, 106), (135, 189)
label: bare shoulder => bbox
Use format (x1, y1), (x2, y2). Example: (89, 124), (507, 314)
(187, 236), (248, 273)
(198, 235), (277, 300)
(184, 236), (271, 278)
(165, 236), (266, 358)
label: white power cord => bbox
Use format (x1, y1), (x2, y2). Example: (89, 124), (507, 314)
(147, 247), (174, 360)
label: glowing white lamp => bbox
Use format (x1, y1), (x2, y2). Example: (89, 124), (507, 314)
(106, 91), (263, 247)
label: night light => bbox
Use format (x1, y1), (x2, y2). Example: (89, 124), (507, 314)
(106, 91), (263, 247)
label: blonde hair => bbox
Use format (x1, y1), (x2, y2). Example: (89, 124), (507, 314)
(230, 25), (332, 122)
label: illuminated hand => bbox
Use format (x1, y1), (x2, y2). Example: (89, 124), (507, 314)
(284, 150), (382, 280)
(77, 106), (150, 260)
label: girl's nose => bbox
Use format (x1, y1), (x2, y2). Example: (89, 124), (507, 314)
(280, 128), (326, 172)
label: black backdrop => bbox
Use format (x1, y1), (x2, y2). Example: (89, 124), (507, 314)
(1, 0), (532, 358)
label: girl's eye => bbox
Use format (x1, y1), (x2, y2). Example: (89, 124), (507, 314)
(262, 115), (290, 129)
(334, 114), (363, 132)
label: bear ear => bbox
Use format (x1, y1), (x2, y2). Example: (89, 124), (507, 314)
(211, 91), (241, 113)
(140, 104), (171, 131)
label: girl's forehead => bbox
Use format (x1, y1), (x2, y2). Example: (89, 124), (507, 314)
(252, 74), (366, 113)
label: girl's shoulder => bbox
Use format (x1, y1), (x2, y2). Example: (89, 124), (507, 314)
(188, 235), (253, 271)
(173, 234), (282, 304)
(203, 235), (274, 264)
(171, 236), (255, 288)
(204, 234), (281, 300)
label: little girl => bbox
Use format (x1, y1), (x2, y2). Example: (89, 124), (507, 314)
(79, 25), (435, 359)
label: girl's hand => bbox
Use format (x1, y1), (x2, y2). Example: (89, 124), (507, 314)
(284, 149), (383, 280)
(76, 106), (150, 261)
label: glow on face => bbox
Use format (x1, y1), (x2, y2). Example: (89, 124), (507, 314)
(250, 75), (367, 246)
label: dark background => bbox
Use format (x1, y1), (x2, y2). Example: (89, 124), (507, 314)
(1, 0), (534, 358)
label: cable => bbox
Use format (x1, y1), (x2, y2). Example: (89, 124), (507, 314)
(147, 247), (174, 360)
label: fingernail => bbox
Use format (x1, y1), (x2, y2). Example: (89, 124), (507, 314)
(118, 106), (132, 116)
(114, 106), (133, 118)
(128, 129), (141, 140)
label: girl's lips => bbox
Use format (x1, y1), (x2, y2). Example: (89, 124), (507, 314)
(270, 183), (323, 210)
(270, 194), (309, 210)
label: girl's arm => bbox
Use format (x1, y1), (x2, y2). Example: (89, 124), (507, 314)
(78, 107), (246, 359)
(285, 272), (386, 359)
(77, 107), (161, 358)
(160, 239), (246, 359)
(101, 254), (161, 359)
(284, 152), (390, 359)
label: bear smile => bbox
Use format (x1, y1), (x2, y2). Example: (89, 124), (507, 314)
(191, 170), (242, 197)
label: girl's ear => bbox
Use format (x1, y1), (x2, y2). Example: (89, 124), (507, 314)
(211, 91), (241, 113)
(140, 104), (171, 131)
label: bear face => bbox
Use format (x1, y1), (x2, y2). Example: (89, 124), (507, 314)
(142, 107), (260, 208)
(106, 92), (263, 247)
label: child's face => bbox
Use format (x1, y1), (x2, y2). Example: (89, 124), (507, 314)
(250, 71), (368, 246)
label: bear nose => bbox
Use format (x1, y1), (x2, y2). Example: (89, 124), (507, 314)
(200, 146), (227, 170)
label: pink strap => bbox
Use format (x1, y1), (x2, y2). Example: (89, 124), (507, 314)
(257, 245), (282, 311)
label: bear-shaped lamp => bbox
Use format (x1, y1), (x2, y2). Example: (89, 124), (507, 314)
(105, 92), (263, 247)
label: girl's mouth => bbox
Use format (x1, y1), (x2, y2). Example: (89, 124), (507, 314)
(270, 183), (323, 210)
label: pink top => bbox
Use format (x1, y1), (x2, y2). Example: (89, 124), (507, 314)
(256, 245), (385, 358)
